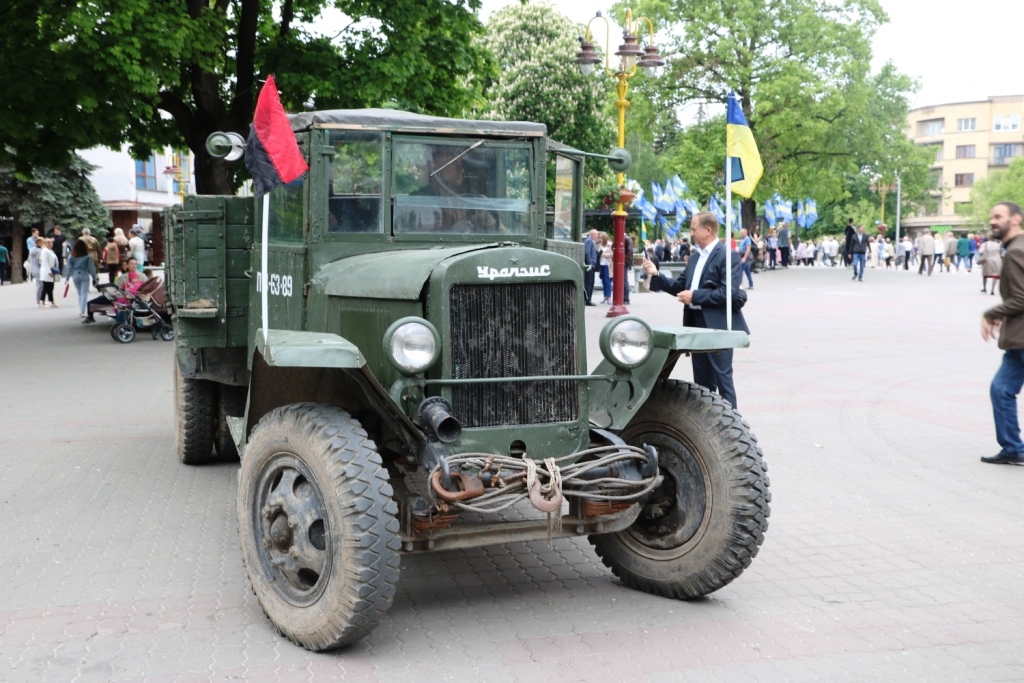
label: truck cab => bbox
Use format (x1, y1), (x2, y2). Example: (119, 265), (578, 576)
(164, 109), (769, 651)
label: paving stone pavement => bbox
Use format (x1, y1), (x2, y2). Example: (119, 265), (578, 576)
(1, 264), (1023, 682)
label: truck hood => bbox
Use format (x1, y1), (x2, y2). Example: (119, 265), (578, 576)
(312, 244), (504, 300)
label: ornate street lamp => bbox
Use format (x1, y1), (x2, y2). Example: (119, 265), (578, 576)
(575, 10), (664, 317)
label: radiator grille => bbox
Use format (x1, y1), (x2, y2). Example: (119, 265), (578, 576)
(449, 282), (578, 428)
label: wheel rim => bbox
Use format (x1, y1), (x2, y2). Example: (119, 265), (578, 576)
(115, 325), (135, 343)
(252, 452), (333, 607)
(618, 425), (711, 560)
(160, 325), (175, 341)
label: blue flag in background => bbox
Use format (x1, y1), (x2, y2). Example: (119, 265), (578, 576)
(805, 198), (818, 227)
(635, 195), (658, 222)
(796, 199), (806, 228)
(765, 199), (776, 226)
(662, 179), (678, 206)
(671, 175), (688, 197)
(652, 183), (672, 212)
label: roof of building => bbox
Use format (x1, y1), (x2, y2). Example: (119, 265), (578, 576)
(909, 95), (1024, 114)
(288, 108), (547, 137)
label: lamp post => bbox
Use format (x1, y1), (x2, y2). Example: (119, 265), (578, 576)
(575, 10), (663, 317)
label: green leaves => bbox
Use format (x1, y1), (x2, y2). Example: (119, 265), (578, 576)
(0, 0), (489, 193)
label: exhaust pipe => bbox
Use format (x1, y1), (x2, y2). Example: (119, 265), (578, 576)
(418, 397), (462, 444)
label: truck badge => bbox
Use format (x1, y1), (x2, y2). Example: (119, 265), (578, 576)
(476, 265), (551, 280)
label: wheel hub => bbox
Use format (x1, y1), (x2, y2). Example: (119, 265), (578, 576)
(626, 431), (708, 552)
(254, 454), (332, 605)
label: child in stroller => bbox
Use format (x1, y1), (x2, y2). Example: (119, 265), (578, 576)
(87, 268), (174, 343)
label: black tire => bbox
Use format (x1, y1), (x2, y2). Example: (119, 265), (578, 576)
(113, 323), (135, 344)
(237, 403), (400, 651)
(174, 360), (217, 465)
(159, 324), (175, 342)
(590, 380), (770, 599)
(215, 385), (247, 461)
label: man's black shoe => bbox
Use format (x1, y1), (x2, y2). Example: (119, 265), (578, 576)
(980, 453), (1024, 464)
(585, 302), (596, 307)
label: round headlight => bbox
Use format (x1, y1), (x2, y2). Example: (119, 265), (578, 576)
(384, 318), (440, 375)
(600, 316), (653, 369)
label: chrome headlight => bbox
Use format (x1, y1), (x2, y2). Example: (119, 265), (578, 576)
(383, 317), (440, 375)
(600, 316), (653, 369)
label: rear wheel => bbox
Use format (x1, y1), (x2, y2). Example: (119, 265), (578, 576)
(237, 403), (400, 651)
(159, 324), (175, 342)
(215, 385), (247, 461)
(174, 361), (217, 465)
(590, 380), (770, 598)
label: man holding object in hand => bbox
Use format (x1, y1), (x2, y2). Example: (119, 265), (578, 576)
(981, 201), (1024, 465)
(643, 211), (748, 409)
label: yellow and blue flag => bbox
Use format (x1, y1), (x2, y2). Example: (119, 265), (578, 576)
(726, 92), (763, 198)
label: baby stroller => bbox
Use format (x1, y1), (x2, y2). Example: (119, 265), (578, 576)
(96, 277), (175, 343)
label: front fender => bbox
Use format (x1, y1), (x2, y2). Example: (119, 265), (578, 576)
(256, 329), (365, 368)
(588, 325), (749, 430)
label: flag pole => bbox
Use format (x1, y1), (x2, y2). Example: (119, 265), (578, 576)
(725, 159), (733, 332)
(261, 193), (270, 345)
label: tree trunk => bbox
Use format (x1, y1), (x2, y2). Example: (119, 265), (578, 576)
(193, 154), (239, 195)
(10, 216), (24, 284)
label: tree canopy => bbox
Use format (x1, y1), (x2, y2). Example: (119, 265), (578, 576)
(0, 0), (490, 194)
(613, 0), (934, 231)
(964, 159), (1024, 228)
(480, 2), (614, 162)
(0, 154), (111, 282)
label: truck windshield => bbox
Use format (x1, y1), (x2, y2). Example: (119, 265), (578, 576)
(393, 140), (532, 235)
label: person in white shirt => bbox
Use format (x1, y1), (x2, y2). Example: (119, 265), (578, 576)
(128, 227), (147, 272)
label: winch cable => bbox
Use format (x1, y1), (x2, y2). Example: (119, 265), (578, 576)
(428, 445), (661, 515)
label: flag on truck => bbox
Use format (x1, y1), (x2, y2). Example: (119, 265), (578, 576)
(245, 75), (308, 197)
(726, 92), (763, 199)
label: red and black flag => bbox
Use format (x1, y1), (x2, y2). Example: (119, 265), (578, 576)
(245, 75), (308, 197)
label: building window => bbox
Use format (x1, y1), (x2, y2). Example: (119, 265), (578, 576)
(954, 173), (975, 187)
(135, 154), (157, 190)
(172, 151), (190, 194)
(993, 143), (1023, 165)
(955, 145), (976, 159)
(957, 117), (976, 131)
(928, 144), (943, 163)
(994, 114), (1020, 132)
(918, 119), (944, 136)
(929, 168), (943, 187)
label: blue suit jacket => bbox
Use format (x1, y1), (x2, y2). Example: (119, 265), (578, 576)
(584, 237), (598, 267)
(650, 241), (750, 333)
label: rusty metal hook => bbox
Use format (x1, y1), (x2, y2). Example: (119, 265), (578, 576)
(431, 470), (486, 503)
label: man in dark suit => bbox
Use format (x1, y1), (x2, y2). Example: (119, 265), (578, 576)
(583, 229), (598, 306)
(643, 211), (748, 409)
(843, 218), (856, 266)
(850, 224), (869, 281)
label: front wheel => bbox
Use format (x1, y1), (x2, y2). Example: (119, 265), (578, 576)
(113, 323), (135, 344)
(237, 403), (400, 651)
(590, 380), (770, 599)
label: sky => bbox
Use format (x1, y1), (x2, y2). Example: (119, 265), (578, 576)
(478, 0), (1024, 110)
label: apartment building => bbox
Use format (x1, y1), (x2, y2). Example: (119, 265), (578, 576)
(905, 95), (1024, 232)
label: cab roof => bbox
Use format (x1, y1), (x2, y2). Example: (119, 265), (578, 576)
(288, 108), (547, 137)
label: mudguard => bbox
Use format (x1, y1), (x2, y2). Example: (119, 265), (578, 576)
(256, 329), (365, 368)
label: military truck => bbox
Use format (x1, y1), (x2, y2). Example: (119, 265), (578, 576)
(163, 109), (770, 651)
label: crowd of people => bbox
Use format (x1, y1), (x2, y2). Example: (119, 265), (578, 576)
(20, 224), (152, 315)
(630, 220), (1005, 293)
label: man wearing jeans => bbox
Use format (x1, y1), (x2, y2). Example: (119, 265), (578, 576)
(850, 225), (869, 281)
(981, 201), (1024, 464)
(738, 228), (754, 288)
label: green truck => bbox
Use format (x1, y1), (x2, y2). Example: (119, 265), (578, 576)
(164, 109), (770, 651)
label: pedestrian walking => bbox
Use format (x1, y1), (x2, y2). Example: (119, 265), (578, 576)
(766, 229), (779, 270)
(103, 237), (121, 283)
(738, 228), (754, 288)
(598, 232), (612, 304)
(80, 228), (102, 274)
(843, 218), (855, 266)
(38, 239), (59, 308)
(917, 231), (936, 275)
(943, 233), (958, 272)
(778, 222), (791, 267)
(642, 211), (747, 408)
(0, 242), (9, 284)
(51, 226), (67, 273)
(957, 233), (972, 272)
(583, 229), (598, 306)
(28, 237), (43, 305)
(850, 225), (869, 281)
(129, 227), (147, 272)
(981, 202), (1024, 465)
(65, 239), (98, 318)
(977, 235), (1002, 295)
(884, 238), (895, 268)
